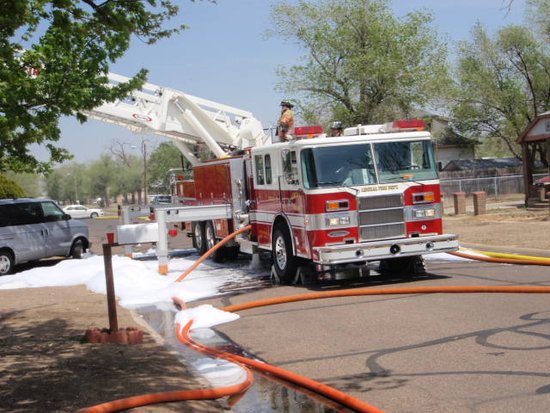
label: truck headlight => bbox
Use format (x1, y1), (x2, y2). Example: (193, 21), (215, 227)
(326, 214), (351, 227)
(406, 204), (442, 221)
(414, 208), (436, 219)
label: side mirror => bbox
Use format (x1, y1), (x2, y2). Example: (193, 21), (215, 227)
(64, 213), (72, 220)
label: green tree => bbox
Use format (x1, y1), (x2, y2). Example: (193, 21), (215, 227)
(451, 23), (550, 160)
(527, 0), (550, 40)
(0, 0), (199, 174)
(44, 163), (85, 203)
(88, 154), (117, 207)
(5, 171), (42, 197)
(111, 156), (143, 204)
(269, 0), (449, 126)
(0, 174), (26, 198)
(44, 169), (64, 202)
(108, 141), (143, 203)
(148, 142), (189, 194)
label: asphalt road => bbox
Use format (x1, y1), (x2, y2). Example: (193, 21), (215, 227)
(76, 217), (550, 412)
(194, 259), (550, 413)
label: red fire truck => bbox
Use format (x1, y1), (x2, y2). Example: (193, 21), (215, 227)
(89, 74), (458, 282)
(171, 121), (458, 283)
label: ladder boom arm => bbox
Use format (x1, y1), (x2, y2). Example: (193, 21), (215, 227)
(85, 73), (269, 164)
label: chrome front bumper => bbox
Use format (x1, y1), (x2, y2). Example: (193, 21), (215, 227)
(313, 234), (458, 265)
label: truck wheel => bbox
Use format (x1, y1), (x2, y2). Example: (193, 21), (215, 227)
(0, 249), (14, 275)
(224, 246), (240, 260)
(205, 221), (225, 263)
(379, 256), (426, 277)
(272, 225), (298, 284)
(71, 239), (84, 259)
(192, 222), (206, 255)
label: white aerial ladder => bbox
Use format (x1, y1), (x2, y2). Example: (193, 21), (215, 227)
(86, 73), (270, 165)
(88, 73), (272, 273)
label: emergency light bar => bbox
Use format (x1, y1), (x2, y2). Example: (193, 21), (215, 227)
(294, 125), (324, 138)
(343, 119), (427, 136)
(386, 119), (427, 132)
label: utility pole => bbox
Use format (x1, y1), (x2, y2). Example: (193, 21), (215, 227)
(547, 139), (550, 215)
(67, 172), (78, 203)
(142, 140), (148, 204)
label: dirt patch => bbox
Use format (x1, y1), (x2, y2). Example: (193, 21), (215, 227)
(0, 286), (224, 413)
(443, 206), (550, 254)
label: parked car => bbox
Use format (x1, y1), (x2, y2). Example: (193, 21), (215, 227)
(151, 195), (172, 205)
(0, 198), (90, 275)
(62, 204), (104, 219)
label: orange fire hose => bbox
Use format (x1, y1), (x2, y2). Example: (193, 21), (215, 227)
(79, 320), (253, 413)
(222, 285), (550, 313)
(77, 379), (252, 413)
(175, 314), (386, 413)
(175, 225), (252, 282)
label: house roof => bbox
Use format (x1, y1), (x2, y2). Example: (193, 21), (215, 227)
(435, 127), (479, 148)
(517, 111), (550, 144)
(442, 157), (522, 171)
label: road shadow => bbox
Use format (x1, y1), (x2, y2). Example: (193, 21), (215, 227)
(13, 257), (65, 274)
(0, 310), (222, 413)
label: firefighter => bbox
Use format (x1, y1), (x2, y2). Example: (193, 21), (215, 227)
(278, 99), (295, 142)
(330, 121), (344, 137)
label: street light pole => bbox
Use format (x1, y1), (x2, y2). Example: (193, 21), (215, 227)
(67, 172), (78, 203)
(142, 140), (148, 204)
(73, 174), (78, 204)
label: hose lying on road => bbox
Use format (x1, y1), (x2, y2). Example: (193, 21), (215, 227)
(175, 291), (386, 412)
(449, 249), (550, 266)
(222, 285), (550, 313)
(467, 249), (550, 263)
(175, 225), (252, 282)
(77, 367), (253, 413)
(175, 313), (386, 413)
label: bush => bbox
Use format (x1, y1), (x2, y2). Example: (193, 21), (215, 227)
(0, 175), (26, 198)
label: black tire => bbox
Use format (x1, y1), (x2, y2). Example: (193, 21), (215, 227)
(224, 246), (240, 261)
(0, 249), (14, 276)
(192, 222), (207, 255)
(379, 255), (426, 277)
(272, 225), (298, 284)
(90, 212), (98, 219)
(71, 239), (85, 259)
(205, 221), (225, 263)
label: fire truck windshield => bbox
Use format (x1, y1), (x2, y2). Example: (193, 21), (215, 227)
(301, 140), (438, 189)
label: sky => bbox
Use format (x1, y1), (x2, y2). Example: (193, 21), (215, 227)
(30, 0), (528, 164)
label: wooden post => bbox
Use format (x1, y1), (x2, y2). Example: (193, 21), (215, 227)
(547, 139), (550, 215)
(102, 243), (119, 332)
(472, 191), (487, 215)
(452, 192), (466, 215)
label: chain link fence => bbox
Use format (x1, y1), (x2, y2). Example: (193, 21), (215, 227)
(440, 173), (547, 198)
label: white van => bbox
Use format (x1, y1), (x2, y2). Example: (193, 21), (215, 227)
(0, 198), (91, 275)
